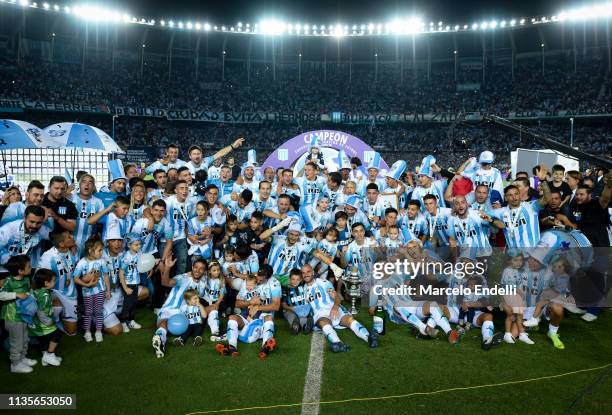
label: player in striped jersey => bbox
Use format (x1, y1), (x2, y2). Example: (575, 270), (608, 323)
(273, 169), (302, 201)
(282, 269), (313, 334)
(87, 196), (130, 243)
(147, 169), (167, 203)
(300, 194), (334, 233)
(39, 230), (79, 335)
(252, 181), (276, 213)
(447, 196), (504, 259)
(164, 181), (195, 275)
(458, 152), (505, 201)
(152, 256), (206, 358)
(187, 201), (214, 260)
(0, 180), (53, 229)
(323, 172), (345, 210)
(363, 183), (391, 229)
(130, 199), (174, 257)
(227, 189), (256, 229)
(294, 162), (326, 206)
(71, 174), (104, 251)
(0, 206), (50, 268)
(342, 222), (378, 280)
(344, 196), (371, 232)
(144, 144), (187, 174)
(373, 207), (416, 245)
(423, 194), (453, 247)
(398, 200), (428, 243)
(488, 179), (551, 249)
(208, 165), (235, 204)
(308, 228), (340, 279)
(101, 236), (128, 336)
(202, 261), (225, 340)
(263, 194), (292, 230)
(302, 264), (378, 352)
(232, 163), (260, 197)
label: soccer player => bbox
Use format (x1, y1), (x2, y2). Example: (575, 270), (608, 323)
(423, 194), (453, 247)
(363, 184), (391, 229)
(302, 264), (378, 352)
(227, 189), (256, 230)
(39, 230), (79, 335)
(164, 180), (194, 275)
(274, 169), (302, 202)
(295, 162), (326, 206)
(488, 167), (551, 248)
(71, 174), (104, 249)
(398, 200), (428, 243)
(458, 151), (504, 199)
(147, 169), (168, 203)
(151, 256), (206, 358)
(145, 144), (187, 174)
(323, 172), (345, 210)
(282, 268), (313, 334)
(208, 165), (235, 203)
(0, 205), (49, 268)
(411, 163), (446, 211)
(0, 180), (47, 227)
(252, 181), (276, 213)
(101, 235), (129, 336)
(447, 195), (503, 260)
(87, 196), (130, 242)
(263, 194), (292, 230)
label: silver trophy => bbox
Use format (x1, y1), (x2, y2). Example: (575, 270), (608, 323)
(343, 265), (362, 315)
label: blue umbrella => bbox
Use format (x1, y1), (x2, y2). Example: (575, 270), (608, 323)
(44, 122), (123, 153)
(0, 120), (53, 182)
(0, 119), (51, 149)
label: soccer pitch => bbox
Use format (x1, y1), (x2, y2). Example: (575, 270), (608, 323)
(2, 309), (611, 415)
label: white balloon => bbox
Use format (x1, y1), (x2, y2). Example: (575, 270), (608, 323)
(231, 278), (244, 291)
(137, 253), (156, 273)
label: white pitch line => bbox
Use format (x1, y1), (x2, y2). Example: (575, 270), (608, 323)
(301, 332), (325, 415)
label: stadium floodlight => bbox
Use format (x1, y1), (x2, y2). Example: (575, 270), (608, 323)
(463, 24), (468, 29)
(490, 20), (497, 29)
(213, 25), (218, 30)
(334, 24), (344, 37)
(471, 23), (478, 30)
(260, 19), (285, 35)
(186, 22), (193, 29)
(177, 21), (184, 29)
(53, 4), (58, 11)
(168, 20), (174, 27)
(520, 18), (525, 24)
(480, 21), (488, 30)
(445, 25), (450, 31)
(221, 25), (226, 31)
(204, 23), (211, 31)
(18, 0), (27, 7)
(500, 20), (506, 27)
(454, 25), (460, 30)
(510, 19), (516, 26)
(42, 2), (48, 9)
(195, 22), (201, 30)
(160, 20), (165, 26)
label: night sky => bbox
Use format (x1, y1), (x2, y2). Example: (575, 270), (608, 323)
(92, 0), (584, 24)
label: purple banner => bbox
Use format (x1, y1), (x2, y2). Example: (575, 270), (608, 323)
(261, 130), (390, 172)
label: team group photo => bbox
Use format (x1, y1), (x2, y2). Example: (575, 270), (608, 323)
(0, 0), (611, 414)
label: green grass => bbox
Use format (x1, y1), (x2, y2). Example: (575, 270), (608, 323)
(1, 309), (611, 415)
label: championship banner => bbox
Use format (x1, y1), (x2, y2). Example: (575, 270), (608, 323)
(261, 129), (390, 172)
(116, 146), (157, 165)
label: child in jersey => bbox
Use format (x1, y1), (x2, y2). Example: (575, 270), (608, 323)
(381, 225), (402, 257)
(308, 228), (340, 280)
(524, 256), (577, 327)
(282, 268), (313, 335)
(220, 247), (247, 316)
(174, 289), (207, 347)
(202, 261), (225, 341)
(457, 277), (479, 330)
(334, 211), (352, 250)
(500, 252), (533, 344)
(74, 239), (111, 343)
(187, 201), (214, 261)
(221, 215), (239, 249)
(119, 233), (144, 333)
(88, 196), (131, 243)
(29, 269), (63, 367)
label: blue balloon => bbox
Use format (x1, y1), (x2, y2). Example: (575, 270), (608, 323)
(167, 313), (189, 336)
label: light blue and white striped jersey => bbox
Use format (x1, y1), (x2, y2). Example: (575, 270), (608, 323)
(274, 184), (302, 201)
(160, 273), (207, 312)
(0, 220), (49, 267)
(447, 209), (492, 257)
(208, 178), (235, 201)
(425, 207), (453, 246)
(102, 250), (123, 288)
(267, 235), (313, 276)
(373, 226), (416, 244)
(127, 204), (147, 230)
(398, 212), (428, 239)
(500, 266), (526, 288)
(179, 304), (203, 324)
(232, 179), (260, 196)
(343, 237), (378, 278)
(465, 192), (493, 212)
(39, 247), (78, 299)
(1, 202), (54, 229)
(256, 277), (282, 307)
(186, 156), (213, 176)
(71, 195), (104, 247)
(145, 159), (187, 174)
(204, 277), (225, 303)
(411, 180), (447, 211)
(130, 217), (173, 254)
(120, 251), (141, 285)
(252, 194), (276, 213)
(364, 197), (392, 227)
(300, 204), (334, 233)
(488, 201), (543, 248)
(462, 167), (504, 200)
(102, 212), (129, 242)
(207, 165), (221, 181)
(295, 176), (326, 206)
(73, 258), (109, 297)
(164, 195), (195, 241)
(322, 183), (345, 210)
(228, 201), (256, 224)
(374, 273), (413, 323)
(519, 267), (553, 307)
(382, 182), (412, 209)
(347, 209), (371, 231)
(304, 278), (335, 314)
(187, 216), (214, 258)
(315, 239), (339, 259)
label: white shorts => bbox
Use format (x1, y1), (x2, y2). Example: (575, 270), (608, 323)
(394, 301), (427, 320)
(234, 316), (264, 343)
(523, 305), (548, 321)
(313, 306), (350, 328)
(51, 290), (78, 322)
(448, 307), (483, 327)
(103, 288), (123, 328)
(157, 307), (181, 323)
